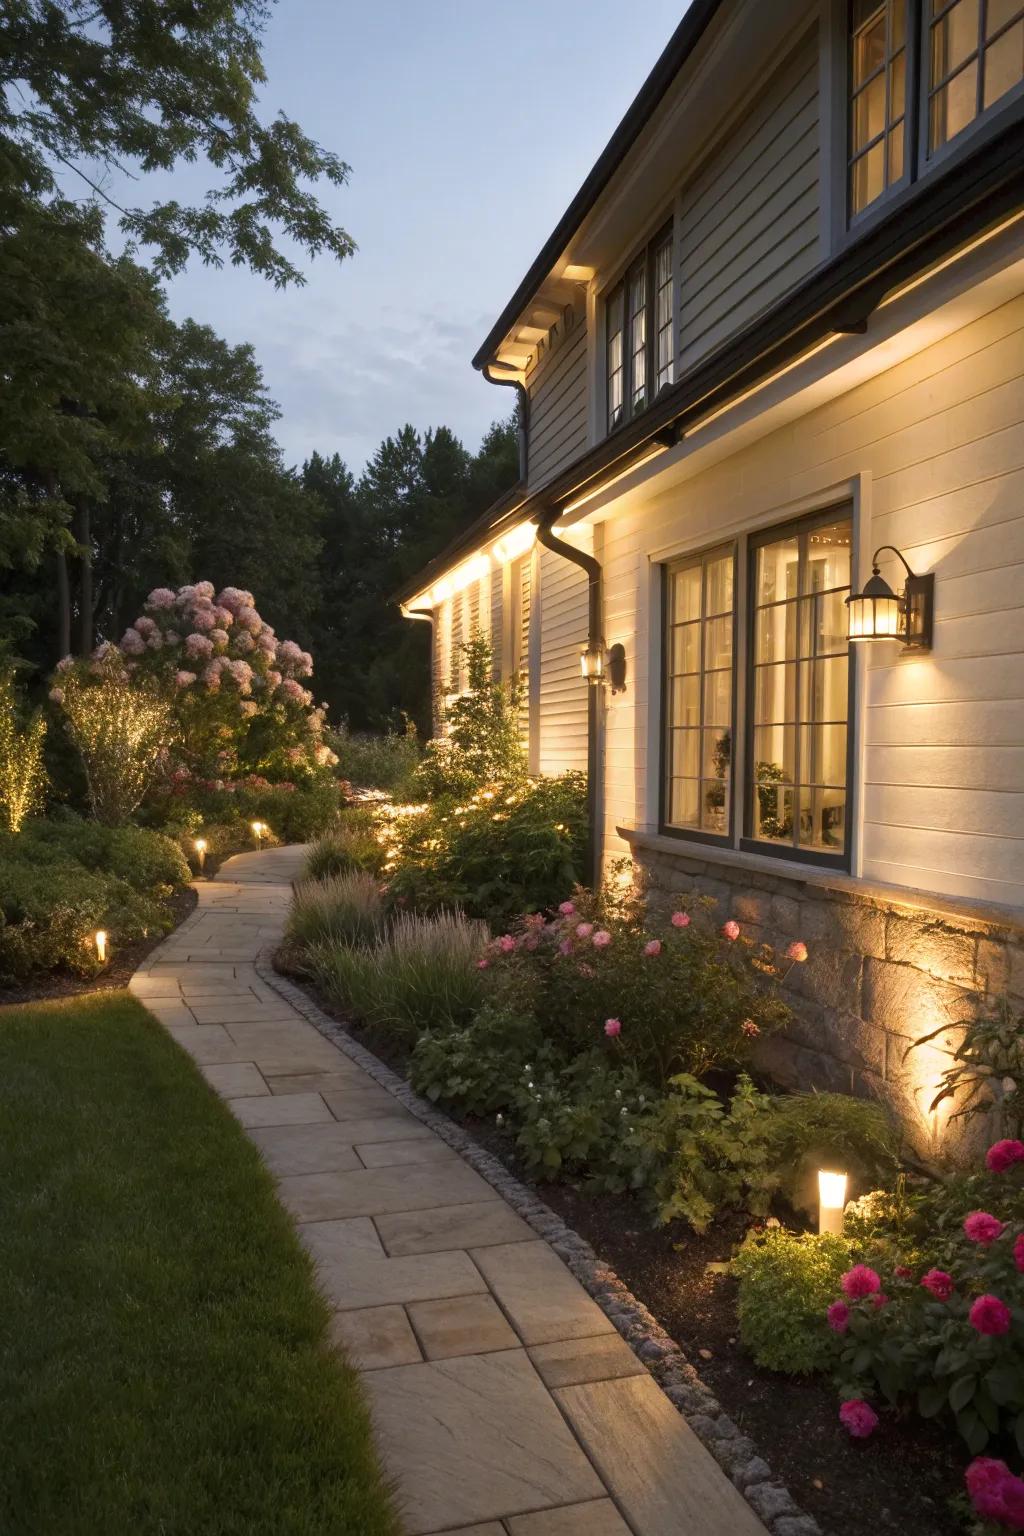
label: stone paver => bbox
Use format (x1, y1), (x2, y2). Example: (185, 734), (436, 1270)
(134, 845), (768, 1536)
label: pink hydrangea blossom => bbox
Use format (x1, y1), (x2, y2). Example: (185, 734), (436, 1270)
(185, 632), (214, 660)
(49, 687), (64, 705)
(592, 930), (612, 949)
(920, 1268), (954, 1300)
(786, 940), (808, 963)
(120, 627), (145, 655)
(133, 615), (157, 637)
(827, 1300), (850, 1333)
(558, 939), (573, 956)
(209, 628), (230, 651)
(56, 656), (73, 673)
(841, 1265), (881, 1299)
(964, 1210), (1006, 1244)
(190, 606), (216, 631)
(257, 630), (277, 653)
(722, 920), (740, 940)
(279, 678), (306, 703)
(575, 922), (594, 939)
(145, 587), (176, 610)
(174, 670), (196, 688)
(234, 631), (255, 654)
(227, 660), (253, 693)
(193, 581), (215, 600)
(215, 587), (255, 613)
(237, 606), (262, 633)
(558, 901), (576, 916)
(266, 669), (282, 689)
(604, 1018), (622, 1038)
(969, 1294), (1012, 1336)
(202, 663), (222, 691)
(644, 939), (662, 957)
(986, 1138), (1024, 1173)
(213, 606), (234, 627)
(839, 1399), (878, 1439)
(146, 630), (164, 650)
(165, 630), (179, 646)
(671, 911), (691, 928)
(240, 700), (258, 718)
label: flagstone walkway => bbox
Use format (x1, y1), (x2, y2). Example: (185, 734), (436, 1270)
(131, 846), (768, 1536)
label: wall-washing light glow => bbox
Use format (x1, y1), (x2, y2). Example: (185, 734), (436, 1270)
(428, 553), (489, 608)
(817, 1169), (848, 1235)
(492, 522), (535, 564)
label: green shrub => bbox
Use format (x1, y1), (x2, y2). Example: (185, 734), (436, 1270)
(764, 1091), (902, 1216)
(409, 634), (525, 800)
(732, 1229), (853, 1373)
(912, 995), (1024, 1141)
(56, 653), (174, 825)
(386, 772), (588, 927)
(0, 857), (170, 981)
(288, 873), (384, 951)
(409, 1002), (549, 1118)
(331, 725), (421, 794)
(307, 909), (487, 1045)
(305, 810), (383, 879)
(18, 817), (190, 895)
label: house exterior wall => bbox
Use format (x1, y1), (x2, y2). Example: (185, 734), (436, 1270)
(536, 528), (593, 777)
(526, 304), (589, 490)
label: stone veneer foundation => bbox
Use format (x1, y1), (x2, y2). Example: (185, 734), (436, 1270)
(621, 828), (1024, 1160)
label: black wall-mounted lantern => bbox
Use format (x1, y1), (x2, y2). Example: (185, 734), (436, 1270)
(846, 546), (934, 651)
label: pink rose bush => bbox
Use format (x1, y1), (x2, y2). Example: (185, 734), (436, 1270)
(838, 1398), (878, 1439)
(966, 1458), (1024, 1530)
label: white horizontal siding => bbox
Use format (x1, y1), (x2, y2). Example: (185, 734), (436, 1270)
(677, 28), (820, 374)
(527, 315), (588, 490)
(592, 290), (1024, 905)
(536, 529), (592, 777)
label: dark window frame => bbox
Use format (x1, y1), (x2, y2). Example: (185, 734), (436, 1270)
(604, 221), (674, 435)
(658, 543), (739, 849)
(741, 505), (857, 873)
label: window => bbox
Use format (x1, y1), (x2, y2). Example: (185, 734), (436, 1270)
(845, 0), (1024, 221)
(849, 0), (909, 215)
(747, 513), (853, 860)
(605, 226), (673, 432)
(928, 0), (1024, 151)
(663, 547), (735, 838)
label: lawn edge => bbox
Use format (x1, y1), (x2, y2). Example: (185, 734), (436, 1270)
(259, 950), (824, 1536)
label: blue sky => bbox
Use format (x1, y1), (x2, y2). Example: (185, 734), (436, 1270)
(113, 0), (688, 472)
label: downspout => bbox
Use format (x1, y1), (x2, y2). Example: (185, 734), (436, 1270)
(535, 507), (603, 889)
(482, 361), (530, 482)
(402, 605), (437, 737)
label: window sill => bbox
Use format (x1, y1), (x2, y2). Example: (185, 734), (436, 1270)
(617, 824), (1024, 936)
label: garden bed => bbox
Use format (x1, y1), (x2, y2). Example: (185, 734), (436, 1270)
(278, 952), (964, 1536)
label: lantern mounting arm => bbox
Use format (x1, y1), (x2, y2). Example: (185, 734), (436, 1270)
(870, 545), (917, 580)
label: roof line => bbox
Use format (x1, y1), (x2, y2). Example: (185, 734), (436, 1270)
(471, 0), (725, 372)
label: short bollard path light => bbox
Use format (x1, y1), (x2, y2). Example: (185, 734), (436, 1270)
(818, 1169), (848, 1236)
(94, 929), (108, 966)
(251, 820), (267, 849)
(846, 545), (934, 649)
(194, 837), (207, 874)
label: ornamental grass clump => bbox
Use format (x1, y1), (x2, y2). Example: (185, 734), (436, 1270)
(0, 671), (47, 834)
(288, 873), (384, 951)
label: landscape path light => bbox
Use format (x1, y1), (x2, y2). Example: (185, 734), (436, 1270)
(817, 1169), (848, 1236)
(94, 929), (108, 966)
(251, 820), (266, 850)
(194, 836), (207, 874)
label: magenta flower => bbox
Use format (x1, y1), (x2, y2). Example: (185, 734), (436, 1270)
(969, 1294), (1012, 1336)
(827, 1300), (850, 1334)
(839, 1399), (878, 1439)
(841, 1264), (881, 1299)
(965, 1458), (1023, 1524)
(920, 1268), (954, 1301)
(575, 922), (594, 938)
(964, 1210), (1006, 1244)
(558, 900), (575, 916)
(644, 939), (662, 957)
(592, 930), (612, 949)
(786, 940), (808, 963)
(1015, 1233), (1024, 1274)
(497, 935), (516, 954)
(604, 1018), (622, 1038)
(722, 920), (740, 940)
(986, 1138), (1024, 1173)
(476, 958), (490, 970)
(670, 911), (690, 928)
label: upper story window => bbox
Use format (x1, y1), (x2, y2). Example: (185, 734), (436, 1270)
(846, 0), (1024, 222)
(605, 225), (673, 433)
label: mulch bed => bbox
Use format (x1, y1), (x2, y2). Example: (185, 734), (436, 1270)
(0, 888), (198, 1007)
(275, 956), (964, 1536)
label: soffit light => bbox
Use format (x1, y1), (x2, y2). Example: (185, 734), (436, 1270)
(846, 546), (934, 650)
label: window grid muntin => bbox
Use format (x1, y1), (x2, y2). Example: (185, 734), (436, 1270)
(747, 515), (853, 860)
(604, 224), (673, 434)
(848, 0), (909, 216)
(927, 0), (1024, 151)
(663, 545), (735, 840)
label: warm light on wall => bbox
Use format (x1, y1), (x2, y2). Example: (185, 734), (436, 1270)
(94, 929), (108, 965)
(492, 522), (535, 563)
(428, 553), (490, 608)
(817, 1169), (848, 1235)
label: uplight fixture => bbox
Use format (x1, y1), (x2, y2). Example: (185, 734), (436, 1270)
(817, 1169), (848, 1236)
(194, 836), (207, 874)
(95, 929), (108, 966)
(846, 546), (934, 649)
(580, 641), (606, 684)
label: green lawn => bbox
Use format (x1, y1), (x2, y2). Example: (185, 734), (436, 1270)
(0, 991), (400, 1536)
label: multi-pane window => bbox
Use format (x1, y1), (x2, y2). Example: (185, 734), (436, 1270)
(748, 515), (853, 858)
(849, 0), (908, 216)
(664, 548), (734, 837)
(605, 226), (673, 433)
(928, 0), (1024, 151)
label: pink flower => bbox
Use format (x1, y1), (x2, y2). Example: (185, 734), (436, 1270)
(741, 1018), (760, 1037)
(558, 939), (572, 956)
(969, 1294), (1012, 1336)
(986, 1139), (1024, 1173)
(133, 614), (156, 637)
(1015, 1233), (1024, 1274)
(184, 632), (213, 660)
(190, 606), (216, 631)
(48, 686), (64, 705)
(575, 922), (594, 938)
(213, 606), (234, 628)
(786, 940), (808, 963)
(119, 626), (145, 655)
(841, 1265), (881, 1299)
(202, 663), (222, 691)
(965, 1458), (1024, 1525)
(476, 958), (490, 970)
(644, 939), (662, 957)
(894, 1266), (913, 1279)
(55, 656), (73, 672)
(722, 920), (740, 940)
(498, 935), (516, 953)
(839, 1399), (878, 1439)
(592, 930), (612, 949)
(670, 911), (690, 928)
(964, 1210), (1006, 1244)
(827, 1300), (850, 1333)
(871, 1292), (889, 1310)
(145, 630), (164, 650)
(174, 670), (196, 688)
(558, 901), (575, 916)
(145, 587), (176, 610)
(523, 935), (539, 952)
(921, 1268), (954, 1301)
(209, 627), (230, 651)
(604, 1018), (622, 1038)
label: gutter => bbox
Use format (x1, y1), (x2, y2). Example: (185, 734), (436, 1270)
(482, 361), (530, 482)
(536, 508), (603, 889)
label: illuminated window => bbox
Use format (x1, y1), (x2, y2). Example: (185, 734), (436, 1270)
(849, 0), (909, 216)
(605, 225), (673, 433)
(663, 547), (735, 838)
(928, 0), (1024, 152)
(747, 512), (853, 861)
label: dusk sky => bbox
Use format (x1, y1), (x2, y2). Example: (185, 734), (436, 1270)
(107, 0), (688, 473)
